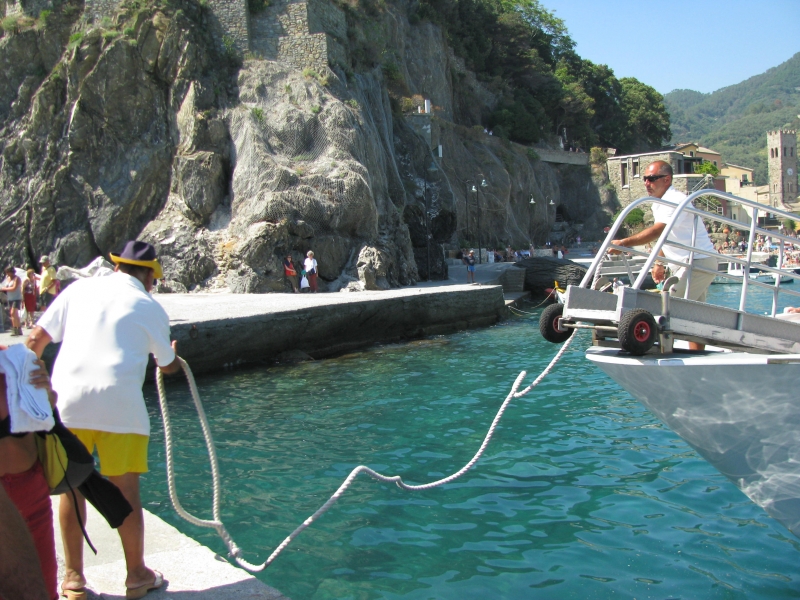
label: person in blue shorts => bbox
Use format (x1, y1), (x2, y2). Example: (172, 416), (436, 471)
(463, 250), (476, 283)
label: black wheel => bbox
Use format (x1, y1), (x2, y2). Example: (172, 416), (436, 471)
(618, 309), (658, 355)
(539, 303), (573, 343)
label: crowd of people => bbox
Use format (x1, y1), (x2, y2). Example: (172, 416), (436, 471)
(283, 250), (319, 293)
(0, 256), (59, 337)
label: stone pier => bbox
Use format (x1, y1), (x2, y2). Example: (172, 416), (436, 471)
(158, 284), (506, 375)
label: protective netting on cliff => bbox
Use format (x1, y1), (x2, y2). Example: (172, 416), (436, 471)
(227, 85), (376, 235)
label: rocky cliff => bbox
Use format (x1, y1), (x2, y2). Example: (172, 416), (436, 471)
(0, 0), (615, 293)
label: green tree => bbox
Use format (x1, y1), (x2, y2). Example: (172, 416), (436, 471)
(694, 161), (720, 175)
(554, 64), (595, 145)
(620, 78), (671, 151)
(503, 0), (575, 65)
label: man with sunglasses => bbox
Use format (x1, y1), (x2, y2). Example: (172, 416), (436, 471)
(611, 161), (718, 348)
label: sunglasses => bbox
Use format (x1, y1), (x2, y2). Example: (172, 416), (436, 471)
(642, 174), (668, 183)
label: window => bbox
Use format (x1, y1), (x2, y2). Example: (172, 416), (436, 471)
(621, 163), (628, 186)
(742, 174), (749, 183)
(785, 147), (788, 157)
(792, 147), (795, 157)
(632, 161), (639, 177)
(713, 161), (717, 166)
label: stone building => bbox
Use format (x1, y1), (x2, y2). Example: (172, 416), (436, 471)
(720, 163), (755, 185)
(767, 130), (798, 208)
(82, 0), (346, 73)
(606, 150), (715, 207)
(669, 143), (722, 169)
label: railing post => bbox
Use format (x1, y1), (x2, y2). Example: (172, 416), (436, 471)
(740, 207), (759, 314)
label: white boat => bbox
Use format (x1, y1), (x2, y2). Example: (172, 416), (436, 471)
(586, 346), (800, 537)
(539, 188), (800, 538)
(770, 268), (800, 284)
(712, 253), (772, 284)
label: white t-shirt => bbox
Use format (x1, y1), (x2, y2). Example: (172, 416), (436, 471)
(304, 257), (318, 274)
(38, 272), (175, 436)
(651, 187), (716, 263)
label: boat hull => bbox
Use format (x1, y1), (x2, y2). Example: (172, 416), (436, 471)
(586, 347), (800, 537)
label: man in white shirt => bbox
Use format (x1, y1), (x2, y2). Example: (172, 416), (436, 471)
(611, 160), (718, 349)
(27, 241), (179, 599)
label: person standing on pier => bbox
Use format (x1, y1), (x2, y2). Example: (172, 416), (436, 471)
(26, 241), (180, 600)
(0, 347), (59, 600)
(23, 269), (38, 329)
(37, 256), (58, 309)
(283, 255), (299, 293)
(611, 160), (718, 349)
(463, 250), (476, 283)
(304, 251), (319, 293)
(1, 267), (23, 336)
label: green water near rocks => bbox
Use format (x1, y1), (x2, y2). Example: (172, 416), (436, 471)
(141, 284), (800, 599)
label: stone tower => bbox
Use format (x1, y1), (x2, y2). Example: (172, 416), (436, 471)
(767, 130), (798, 207)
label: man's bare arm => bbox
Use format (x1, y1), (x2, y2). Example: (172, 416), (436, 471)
(611, 222), (666, 252)
(25, 326), (52, 359)
(158, 340), (181, 375)
(0, 486), (51, 600)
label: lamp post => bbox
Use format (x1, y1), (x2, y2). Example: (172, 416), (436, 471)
(471, 178), (488, 263)
(424, 163), (438, 281)
(529, 195), (536, 246)
(463, 179), (473, 248)
(549, 198), (555, 247)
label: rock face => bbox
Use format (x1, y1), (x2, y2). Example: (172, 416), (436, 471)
(0, 0), (613, 293)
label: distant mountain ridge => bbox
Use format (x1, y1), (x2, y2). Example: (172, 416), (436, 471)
(665, 52), (800, 184)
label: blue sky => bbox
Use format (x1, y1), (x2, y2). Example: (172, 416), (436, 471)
(538, 0), (800, 95)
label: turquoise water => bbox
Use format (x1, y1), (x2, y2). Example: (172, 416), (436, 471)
(142, 284), (800, 599)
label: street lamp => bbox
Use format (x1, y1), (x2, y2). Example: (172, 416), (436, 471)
(471, 178), (488, 263)
(424, 163), (438, 281)
(463, 179), (473, 248)
(529, 195), (536, 245)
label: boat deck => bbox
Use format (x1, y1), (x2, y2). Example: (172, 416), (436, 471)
(563, 285), (800, 354)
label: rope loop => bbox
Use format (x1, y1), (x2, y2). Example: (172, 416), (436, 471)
(156, 324), (575, 572)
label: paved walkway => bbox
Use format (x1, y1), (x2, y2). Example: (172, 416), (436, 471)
(53, 500), (285, 599)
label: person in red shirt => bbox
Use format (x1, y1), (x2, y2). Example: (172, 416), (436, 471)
(23, 269), (37, 329)
(0, 345), (58, 600)
(283, 255), (299, 293)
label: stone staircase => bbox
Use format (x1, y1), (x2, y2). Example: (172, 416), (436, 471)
(249, 0), (346, 72)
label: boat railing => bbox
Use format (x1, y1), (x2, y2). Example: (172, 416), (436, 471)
(579, 189), (800, 317)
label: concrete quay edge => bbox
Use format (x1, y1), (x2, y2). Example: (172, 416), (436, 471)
(53, 499), (286, 599)
(157, 284), (507, 376)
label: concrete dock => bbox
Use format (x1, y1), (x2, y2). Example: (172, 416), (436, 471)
(53, 500), (285, 599)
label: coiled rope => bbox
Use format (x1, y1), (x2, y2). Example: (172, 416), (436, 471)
(155, 333), (576, 572)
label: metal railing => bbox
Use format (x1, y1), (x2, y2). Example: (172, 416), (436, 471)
(579, 189), (800, 318)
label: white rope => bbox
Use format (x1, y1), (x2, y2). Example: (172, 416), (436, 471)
(156, 332), (576, 572)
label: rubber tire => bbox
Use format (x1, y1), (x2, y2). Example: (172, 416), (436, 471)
(618, 309), (657, 355)
(539, 303), (573, 344)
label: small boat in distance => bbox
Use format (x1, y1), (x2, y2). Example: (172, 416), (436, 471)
(712, 252), (772, 284)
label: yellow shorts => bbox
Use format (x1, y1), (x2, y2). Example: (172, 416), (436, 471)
(71, 429), (149, 477)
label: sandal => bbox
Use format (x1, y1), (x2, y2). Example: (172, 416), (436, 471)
(125, 570), (163, 599)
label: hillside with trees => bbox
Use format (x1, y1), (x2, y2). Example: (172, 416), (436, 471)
(665, 52), (800, 185)
(413, 0), (671, 153)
